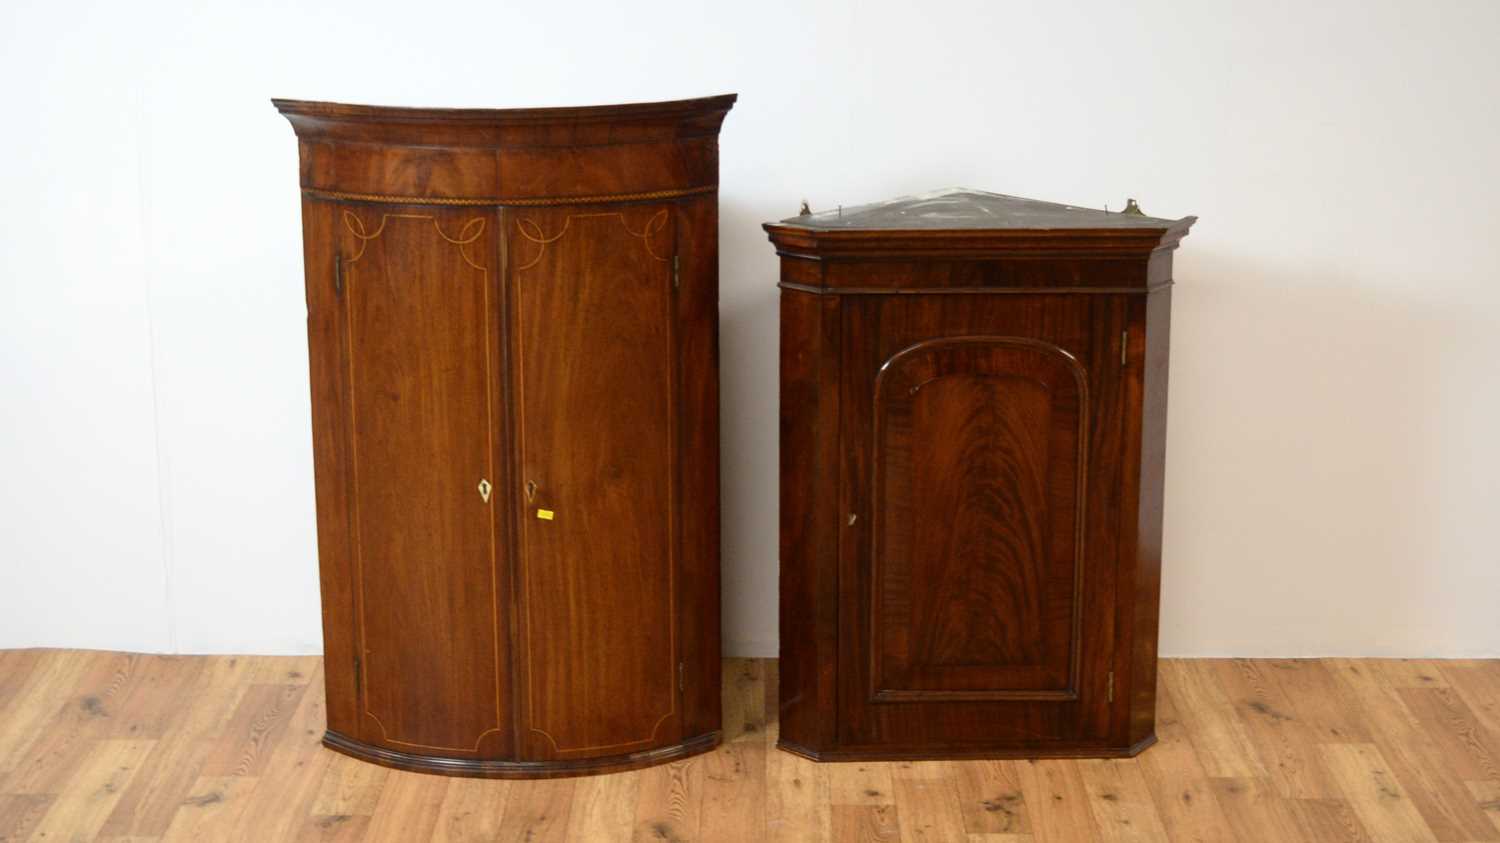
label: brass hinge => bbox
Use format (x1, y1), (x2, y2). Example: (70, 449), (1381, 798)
(334, 254), (344, 297)
(1120, 330), (1128, 367)
(1107, 670), (1115, 703)
(672, 255), (680, 290)
(678, 661), (685, 692)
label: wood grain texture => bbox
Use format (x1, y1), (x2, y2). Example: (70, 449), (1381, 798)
(511, 203), (679, 761)
(274, 95), (735, 202)
(338, 207), (506, 759)
(0, 652), (1498, 841)
(872, 339), (1087, 701)
(278, 96), (730, 778)
(831, 294), (1124, 753)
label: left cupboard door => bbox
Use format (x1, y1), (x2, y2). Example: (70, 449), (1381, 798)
(313, 202), (511, 758)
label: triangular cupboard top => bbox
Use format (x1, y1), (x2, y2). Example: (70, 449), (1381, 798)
(764, 188), (1195, 259)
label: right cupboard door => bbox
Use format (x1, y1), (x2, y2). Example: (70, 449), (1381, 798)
(508, 203), (683, 761)
(838, 294), (1127, 749)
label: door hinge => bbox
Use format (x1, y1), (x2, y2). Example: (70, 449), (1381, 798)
(672, 255), (680, 291)
(1107, 670), (1115, 703)
(334, 254), (344, 297)
(678, 661), (685, 691)
(1120, 330), (1128, 367)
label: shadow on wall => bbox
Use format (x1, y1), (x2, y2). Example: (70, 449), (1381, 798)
(1161, 244), (1495, 656)
(715, 198), (783, 657)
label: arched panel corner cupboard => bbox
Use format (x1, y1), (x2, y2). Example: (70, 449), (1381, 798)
(274, 95), (734, 778)
(767, 189), (1195, 760)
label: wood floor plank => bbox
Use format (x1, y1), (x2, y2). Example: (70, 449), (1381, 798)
(1285, 797), (1375, 842)
(1328, 658), (1500, 841)
(1318, 742), (1439, 843)
(1210, 776), (1319, 842)
(493, 777), (574, 843)
(100, 738), (235, 835)
(230, 686), (338, 843)
(891, 772), (967, 842)
(1077, 759), (1170, 842)
(98, 654), (209, 738)
(1397, 686), (1500, 782)
(1465, 780), (1500, 835)
(1160, 660), (1267, 779)
(1137, 678), (1240, 842)
(767, 741), (831, 842)
(1262, 659), (1373, 743)
(199, 683), (310, 778)
(361, 769), (450, 842)
(1212, 658), (1342, 798)
(832, 804), (901, 842)
(158, 774), (260, 843)
(295, 812), (372, 842)
(1014, 760), (1101, 843)
(700, 737), (768, 843)
(1441, 661), (1500, 742)
(0, 650), (93, 777)
(245, 655), (322, 687)
(563, 772), (635, 842)
(0, 793), (51, 842)
(634, 757), (703, 841)
(432, 777), (510, 842)
(0, 652), (1494, 842)
(0, 651), (43, 715)
(310, 751), (391, 817)
(97, 654), (264, 839)
(829, 761), (897, 807)
(4, 653), (176, 799)
(1374, 660), (1450, 689)
(721, 658), (767, 744)
(13, 736), (159, 843)
(951, 760), (1029, 835)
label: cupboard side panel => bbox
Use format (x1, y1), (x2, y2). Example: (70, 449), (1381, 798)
(1127, 284), (1171, 745)
(512, 203), (681, 760)
(676, 195), (722, 740)
(778, 284), (840, 751)
(301, 197), (358, 736)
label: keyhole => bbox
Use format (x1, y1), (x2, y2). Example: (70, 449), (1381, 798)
(525, 480), (537, 502)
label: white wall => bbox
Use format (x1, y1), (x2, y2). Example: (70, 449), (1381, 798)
(3, 0), (1498, 658)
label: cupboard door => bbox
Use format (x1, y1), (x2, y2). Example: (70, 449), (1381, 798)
(336, 205), (509, 756)
(839, 295), (1122, 747)
(510, 203), (681, 759)
(872, 337), (1087, 699)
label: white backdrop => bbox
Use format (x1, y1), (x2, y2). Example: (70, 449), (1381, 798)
(3, 0), (1498, 657)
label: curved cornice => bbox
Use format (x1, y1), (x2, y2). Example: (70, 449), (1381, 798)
(273, 94), (737, 146)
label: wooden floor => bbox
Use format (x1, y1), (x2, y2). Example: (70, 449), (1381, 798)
(0, 654), (1498, 842)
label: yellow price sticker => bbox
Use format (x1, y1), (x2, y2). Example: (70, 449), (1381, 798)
(537, 509), (555, 520)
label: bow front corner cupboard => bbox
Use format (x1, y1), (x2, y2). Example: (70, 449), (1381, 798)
(768, 189), (1195, 760)
(275, 95), (735, 778)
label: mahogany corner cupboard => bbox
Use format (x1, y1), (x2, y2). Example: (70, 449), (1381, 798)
(274, 95), (734, 778)
(767, 190), (1196, 760)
